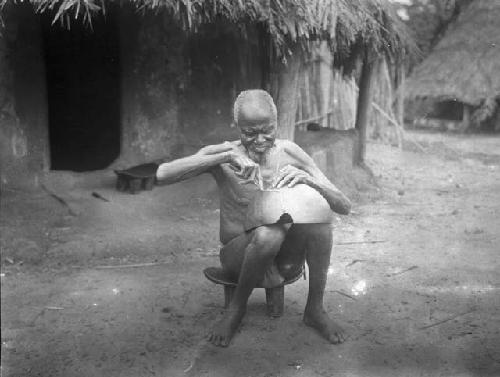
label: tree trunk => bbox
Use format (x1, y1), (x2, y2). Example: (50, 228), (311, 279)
(354, 58), (375, 165)
(274, 46), (303, 141)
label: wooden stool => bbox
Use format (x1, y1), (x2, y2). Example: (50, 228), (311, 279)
(203, 266), (303, 317)
(114, 162), (159, 194)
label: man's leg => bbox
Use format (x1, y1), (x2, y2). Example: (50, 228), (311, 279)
(209, 223), (288, 347)
(302, 223), (346, 344)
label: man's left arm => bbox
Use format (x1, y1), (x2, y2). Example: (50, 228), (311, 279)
(274, 141), (351, 215)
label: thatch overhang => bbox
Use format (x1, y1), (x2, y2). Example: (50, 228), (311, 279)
(2, 0), (412, 68)
(406, 0), (500, 107)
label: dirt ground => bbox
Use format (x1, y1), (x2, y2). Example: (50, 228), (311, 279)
(1, 131), (500, 377)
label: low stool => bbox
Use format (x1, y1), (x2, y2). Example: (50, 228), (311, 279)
(114, 162), (159, 194)
(203, 266), (303, 318)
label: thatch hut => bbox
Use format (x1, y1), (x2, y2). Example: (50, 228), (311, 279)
(406, 0), (500, 130)
(0, 0), (409, 188)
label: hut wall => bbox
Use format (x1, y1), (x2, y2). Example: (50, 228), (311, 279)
(1, 6), (273, 189)
(117, 12), (248, 166)
(177, 25), (255, 155)
(0, 4), (49, 188)
(117, 10), (184, 166)
(295, 129), (358, 194)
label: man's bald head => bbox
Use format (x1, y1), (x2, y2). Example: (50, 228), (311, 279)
(233, 90), (277, 127)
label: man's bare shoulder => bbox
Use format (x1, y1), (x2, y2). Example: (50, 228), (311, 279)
(276, 139), (312, 163)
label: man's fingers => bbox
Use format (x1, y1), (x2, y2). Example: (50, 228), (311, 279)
(241, 165), (252, 179)
(245, 165), (256, 179)
(276, 172), (296, 188)
(249, 168), (258, 185)
(272, 166), (292, 187)
(287, 176), (300, 188)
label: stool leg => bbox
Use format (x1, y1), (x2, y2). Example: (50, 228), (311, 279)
(265, 286), (284, 317)
(129, 178), (141, 194)
(116, 176), (127, 191)
(224, 286), (235, 308)
(143, 177), (155, 191)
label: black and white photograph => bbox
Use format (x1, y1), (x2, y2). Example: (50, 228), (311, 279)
(1, 0), (499, 376)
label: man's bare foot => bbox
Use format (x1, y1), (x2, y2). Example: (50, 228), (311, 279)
(208, 309), (246, 347)
(303, 308), (346, 344)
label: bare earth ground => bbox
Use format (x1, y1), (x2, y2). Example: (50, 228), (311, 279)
(1, 131), (500, 377)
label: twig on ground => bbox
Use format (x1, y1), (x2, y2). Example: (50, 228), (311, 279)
(184, 338), (209, 373)
(41, 183), (77, 216)
(332, 290), (357, 301)
(386, 265), (418, 277)
(346, 259), (367, 268)
(91, 192), (110, 202)
(336, 240), (386, 245)
(95, 261), (169, 269)
(419, 309), (476, 330)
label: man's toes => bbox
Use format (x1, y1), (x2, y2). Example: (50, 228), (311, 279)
(330, 331), (345, 344)
(209, 334), (219, 346)
(329, 334), (339, 344)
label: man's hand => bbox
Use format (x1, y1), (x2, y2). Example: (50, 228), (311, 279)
(273, 165), (314, 189)
(228, 151), (259, 180)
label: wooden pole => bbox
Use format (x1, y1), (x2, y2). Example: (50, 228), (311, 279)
(275, 46), (303, 141)
(318, 41), (332, 128)
(462, 104), (471, 131)
(354, 57), (375, 165)
(396, 65), (405, 127)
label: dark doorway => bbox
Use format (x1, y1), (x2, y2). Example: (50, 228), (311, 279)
(42, 13), (121, 171)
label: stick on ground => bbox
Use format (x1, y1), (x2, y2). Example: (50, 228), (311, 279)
(41, 184), (78, 216)
(419, 309), (476, 330)
(346, 259), (367, 268)
(332, 290), (357, 301)
(91, 192), (110, 202)
(336, 240), (386, 245)
(95, 262), (170, 269)
(386, 265), (418, 277)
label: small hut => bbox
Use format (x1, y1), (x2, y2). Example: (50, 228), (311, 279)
(0, 0), (409, 188)
(406, 0), (500, 131)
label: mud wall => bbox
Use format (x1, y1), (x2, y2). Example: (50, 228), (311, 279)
(0, 4), (49, 188)
(1, 6), (275, 188)
(117, 11), (257, 167)
(117, 10), (266, 166)
(295, 129), (360, 196)
(116, 9), (182, 166)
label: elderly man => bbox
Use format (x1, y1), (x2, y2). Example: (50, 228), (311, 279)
(156, 89), (351, 347)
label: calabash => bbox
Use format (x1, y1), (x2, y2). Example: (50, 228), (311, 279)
(244, 184), (333, 230)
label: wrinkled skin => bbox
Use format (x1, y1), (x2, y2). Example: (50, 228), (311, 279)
(157, 91), (351, 347)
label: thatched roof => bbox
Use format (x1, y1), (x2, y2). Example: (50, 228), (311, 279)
(4, 0), (412, 62)
(406, 0), (500, 106)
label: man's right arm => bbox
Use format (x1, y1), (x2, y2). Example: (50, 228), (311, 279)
(156, 141), (257, 184)
(156, 142), (233, 184)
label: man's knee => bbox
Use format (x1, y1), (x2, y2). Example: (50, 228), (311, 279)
(250, 224), (287, 253)
(302, 223), (332, 238)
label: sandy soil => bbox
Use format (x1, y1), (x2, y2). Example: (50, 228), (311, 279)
(1, 131), (500, 377)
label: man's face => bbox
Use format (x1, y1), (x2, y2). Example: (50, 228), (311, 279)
(237, 97), (277, 155)
(239, 121), (277, 154)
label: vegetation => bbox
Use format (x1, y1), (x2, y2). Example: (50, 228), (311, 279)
(405, 0), (500, 128)
(2, 0), (413, 61)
